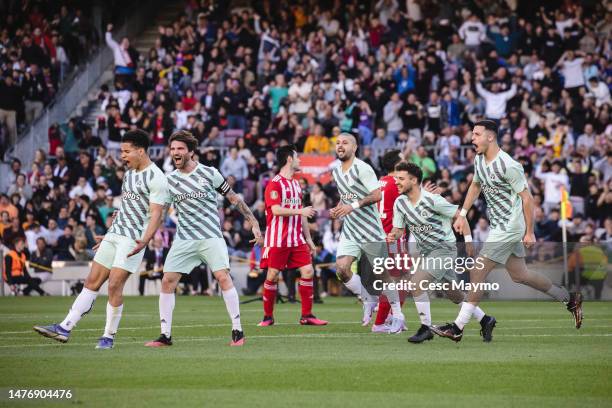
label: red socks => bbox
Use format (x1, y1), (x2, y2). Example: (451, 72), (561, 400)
(298, 278), (314, 317)
(374, 296), (391, 325)
(263, 280), (277, 317)
(374, 295), (406, 325)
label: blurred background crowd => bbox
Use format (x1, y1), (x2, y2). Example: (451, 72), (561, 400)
(0, 0), (610, 297)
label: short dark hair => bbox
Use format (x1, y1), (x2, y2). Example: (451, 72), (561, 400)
(395, 161), (423, 183)
(121, 129), (150, 150)
(169, 130), (198, 152)
(381, 150), (402, 173)
(474, 120), (499, 136)
(277, 144), (297, 168)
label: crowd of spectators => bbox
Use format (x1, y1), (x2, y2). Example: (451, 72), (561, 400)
(1, 0), (611, 296)
(0, 1), (101, 158)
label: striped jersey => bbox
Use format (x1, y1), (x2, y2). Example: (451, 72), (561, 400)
(108, 163), (169, 241)
(473, 150), (528, 235)
(392, 189), (458, 256)
(167, 163), (230, 240)
(332, 158), (386, 242)
(264, 174), (306, 248)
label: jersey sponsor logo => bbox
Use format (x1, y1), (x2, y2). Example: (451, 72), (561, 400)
(340, 192), (358, 200)
(408, 224), (433, 233)
(174, 190), (214, 202)
(123, 191), (141, 200)
(482, 185), (501, 195)
(283, 197), (301, 206)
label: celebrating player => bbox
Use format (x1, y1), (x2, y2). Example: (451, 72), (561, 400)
(34, 130), (169, 349)
(432, 120), (583, 342)
(330, 133), (404, 333)
(387, 162), (497, 343)
(145, 131), (262, 347)
(258, 145), (328, 327)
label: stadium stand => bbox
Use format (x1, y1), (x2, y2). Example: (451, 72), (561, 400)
(1, 0), (610, 298)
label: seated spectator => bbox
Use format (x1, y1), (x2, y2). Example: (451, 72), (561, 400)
(3, 237), (46, 296)
(30, 237), (54, 284)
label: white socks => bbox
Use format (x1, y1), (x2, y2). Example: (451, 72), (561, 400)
(546, 285), (570, 303)
(344, 274), (361, 295)
(159, 292), (175, 337)
(103, 302), (123, 339)
(472, 306), (486, 322)
(454, 302), (475, 330)
(60, 288), (98, 331)
(222, 287), (242, 331)
(413, 293), (431, 326)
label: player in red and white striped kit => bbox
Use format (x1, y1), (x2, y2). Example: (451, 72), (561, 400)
(258, 145), (328, 327)
(366, 150), (410, 332)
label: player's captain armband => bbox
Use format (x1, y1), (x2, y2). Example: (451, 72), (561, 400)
(215, 180), (231, 195)
(459, 208), (468, 217)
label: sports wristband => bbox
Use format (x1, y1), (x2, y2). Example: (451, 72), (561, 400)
(351, 201), (360, 210)
(464, 235), (473, 243)
(459, 208), (468, 217)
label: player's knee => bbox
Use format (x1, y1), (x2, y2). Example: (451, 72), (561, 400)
(215, 271), (232, 288)
(265, 269), (280, 282)
(107, 279), (123, 295)
(336, 266), (351, 282)
(510, 273), (529, 285)
(300, 267), (314, 279)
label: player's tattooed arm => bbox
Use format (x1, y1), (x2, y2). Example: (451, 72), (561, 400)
(226, 189), (263, 244)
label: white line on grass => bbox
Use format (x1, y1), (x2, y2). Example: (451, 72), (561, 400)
(0, 332), (611, 349)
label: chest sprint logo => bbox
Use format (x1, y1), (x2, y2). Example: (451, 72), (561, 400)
(408, 224), (433, 233)
(340, 192), (358, 201)
(123, 191), (141, 200)
(174, 190), (214, 202)
(482, 185), (501, 195)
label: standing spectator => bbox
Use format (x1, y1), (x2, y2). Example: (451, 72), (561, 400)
(304, 125), (331, 154)
(383, 92), (403, 140)
(105, 24), (139, 85)
(458, 14), (486, 51)
(288, 74), (312, 119)
(555, 50), (585, 97)
(0, 75), (21, 153)
(221, 147), (248, 193)
(476, 78), (517, 121)
(536, 159), (570, 214)
(30, 237), (54, 284)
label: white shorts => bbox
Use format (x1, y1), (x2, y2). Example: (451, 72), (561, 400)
(164, 238), (230, 274)
(93, 233), (145, 273)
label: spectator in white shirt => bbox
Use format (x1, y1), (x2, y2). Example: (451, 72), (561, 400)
(476, 80), (517, 120)
(458, 15), (486, 49)
(535, 159), (570, 214)
(288, 74), (312, 117)
(555, 50), (585, 91)
(587, 77), (611, 108)
(69, 177), (95, 200)
(105, 24), (138, 82)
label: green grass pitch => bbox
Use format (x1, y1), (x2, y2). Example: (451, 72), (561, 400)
(0, 296), (610, 407)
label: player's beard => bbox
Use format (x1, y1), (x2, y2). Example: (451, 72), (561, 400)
(336, 150), (353, 162)
(173, 153), (190, 169)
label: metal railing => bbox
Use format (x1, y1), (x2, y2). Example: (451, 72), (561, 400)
(10, 0), (164, 167)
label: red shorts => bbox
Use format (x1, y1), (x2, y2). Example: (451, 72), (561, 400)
(263, 244), (312, 270)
